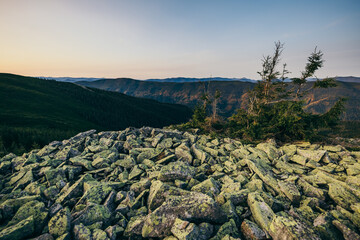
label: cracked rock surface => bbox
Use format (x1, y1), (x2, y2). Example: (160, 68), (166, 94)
(0, 127), (360, 239)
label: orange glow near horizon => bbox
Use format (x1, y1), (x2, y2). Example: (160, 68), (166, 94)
(1, 0), (359, 79)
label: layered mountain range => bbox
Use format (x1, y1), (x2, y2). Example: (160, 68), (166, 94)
(78, 77), (360, 120)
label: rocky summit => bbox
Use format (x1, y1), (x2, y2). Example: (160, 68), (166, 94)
(0, 127), (360, 240)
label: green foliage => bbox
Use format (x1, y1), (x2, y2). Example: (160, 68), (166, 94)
(0, 127), (77, 156)
(254, 41), (288, 104)
(302, 47), (323, 79)
(177, 42), (347, 143)
(228, 101), (306, 141)
(228, 99), (346, 142)
(313, 77), (337, 88)
(319, 97), (347, 128)
(191, 104), (207, 126)
(0, 73), (192, 156)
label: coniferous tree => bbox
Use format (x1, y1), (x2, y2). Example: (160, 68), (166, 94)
(228, 41), (346, 141)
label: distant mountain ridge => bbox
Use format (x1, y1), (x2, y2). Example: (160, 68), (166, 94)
(43, 76), (360, 83)
(38, 77), (104, 83)
(145, 77), (257, 83)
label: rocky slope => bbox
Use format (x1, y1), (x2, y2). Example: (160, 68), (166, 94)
(0, 127), (360, 240)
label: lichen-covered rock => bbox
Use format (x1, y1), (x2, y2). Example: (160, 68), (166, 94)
(105, 225), (124, 240)
(191, 144), (212, 163)
(9, 200), (47, 234)
(241, 219), (266, 240)
(175, 143), (193, 164)
(191, 178), (220, 197)
(278, 180), (301, 205)
(73, 223), (92, 240)
(268, 215), (321, 240)
(297, 178), (326, 200)
(171, 218), (200, 240)
(246, 158), (281, 195)
(328, 183), (359, 210)
(198, 222), (214, 240)
(313, 213), (344, 240)
(297, 149), (327, 162)
(129, 165), (144, 180)
(142, 192), (227, 237)
(209, 219), (241, 240)
(69, 156), (94, 170)
(281, 144), (297, 157)
(158, 161), (195, 181)
(92, 229), (109, 240)
(72, 204), (111, 226)
(231, 147), (250, 160)
(247, 192), (275, 233)
(147, 180), (187, 210)
(124, 216), (146, 237)
(290, 154), (307, 165)
(48, 207), (71, 238)
(130, 178), (151, 194)
(0, 127), (359, 240)
(0, 195), (41, 220)
(217, 189), (250, 206)
(0, 160), (11, 174)
(78, 182), (114, 205)
(256, 142), (280, 161)
(0, 216), (34, 240)
(332, 219), (360, 240)
(56, 174), (94, 204)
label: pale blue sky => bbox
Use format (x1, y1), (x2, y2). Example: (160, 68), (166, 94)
(0, 0), (359, 79)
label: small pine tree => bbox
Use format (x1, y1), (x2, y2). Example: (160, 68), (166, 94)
(229, 41), (346, 142)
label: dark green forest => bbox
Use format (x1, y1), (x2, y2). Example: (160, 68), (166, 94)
(0, 73), (192, 156)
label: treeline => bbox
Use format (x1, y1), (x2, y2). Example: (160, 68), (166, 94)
(0, 127), (77, 157)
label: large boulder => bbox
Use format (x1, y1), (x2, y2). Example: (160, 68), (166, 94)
(247, 192), (275, 234)
(48, 208), (71, 238)
(142, 191), (227, 237)
(9, 200), (47, 234)
(268, 215), (321, 240)
(72, 204), (111, 227)
(0, 216), (35, 240)
(158, 161), (195, 181)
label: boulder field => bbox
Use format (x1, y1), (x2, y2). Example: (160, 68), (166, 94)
(0, 127), (360, 240)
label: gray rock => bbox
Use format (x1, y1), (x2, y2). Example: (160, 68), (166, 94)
(158, 161), (195, 181)
(143, 191), (227, 237)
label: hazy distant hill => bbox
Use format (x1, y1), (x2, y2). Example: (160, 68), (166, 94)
(78, 78), (254, 117)
(0, 73), (192, 155)
(333, 76), (360, 83)
(78, 78), (360, 121)
(145, 77), (257, 83)
(38, 77), (104, 83)
(47, 76), (360, 83)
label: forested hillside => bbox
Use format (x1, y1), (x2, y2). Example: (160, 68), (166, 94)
(0, 73), (192, 156)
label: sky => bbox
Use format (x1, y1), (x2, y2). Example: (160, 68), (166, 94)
(0, 0), (359, 79)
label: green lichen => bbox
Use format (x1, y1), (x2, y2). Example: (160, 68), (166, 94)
(48, 207), (71, 238)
